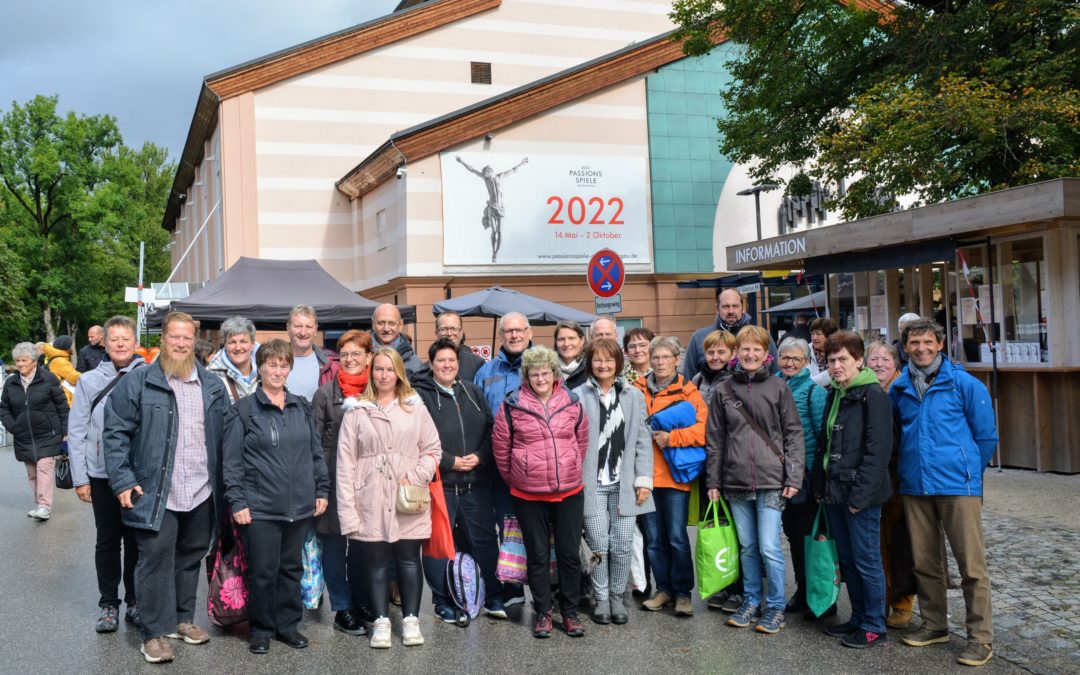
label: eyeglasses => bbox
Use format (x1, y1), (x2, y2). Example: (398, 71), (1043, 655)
(436, 326), (462, 335)
(626, 342), (650, 351)
(651, 354), (676, 362)
(374, 321), (399, 329)
(527, 370), (553, 380)
(339, 351), (367, 360)
(502, 328), (528, 336)
(779, 356), (805, 363)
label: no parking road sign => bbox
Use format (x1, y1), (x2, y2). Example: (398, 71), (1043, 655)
(587, 249), (624, 298)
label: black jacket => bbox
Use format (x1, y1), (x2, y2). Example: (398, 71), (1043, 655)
(77, 343), (109, 373)
(222, 388), (330, 522)
(811, 383), (895, 510)
(456, 344), (486, 383)
(561, 359), (588, 392)
(412, 372), (494, 487)
(0, 369), (68, 463)
(311, 378), (348, 535)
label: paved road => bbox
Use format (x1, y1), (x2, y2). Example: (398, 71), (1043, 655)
(3, 449), (1064, 674)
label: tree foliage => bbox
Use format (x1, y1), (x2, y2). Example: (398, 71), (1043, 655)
(0, 95), (173, 349)
(671, 0), (1080, 218)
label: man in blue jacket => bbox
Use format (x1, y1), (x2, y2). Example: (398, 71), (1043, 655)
(473, 311), (532, 607)
(889, 318), (998, 668)
(104, 312), (229, 665)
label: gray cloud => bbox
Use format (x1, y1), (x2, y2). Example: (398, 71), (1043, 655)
(0, 0), (399, 157)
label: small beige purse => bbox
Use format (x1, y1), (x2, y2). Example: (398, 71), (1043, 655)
(396, 483), (430, 514)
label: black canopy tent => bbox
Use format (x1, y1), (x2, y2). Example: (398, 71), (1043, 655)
(146, 257), (415, 330)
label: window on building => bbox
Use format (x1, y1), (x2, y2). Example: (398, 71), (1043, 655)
(376, 209), (388, 251)
(470, 61), (492, 85)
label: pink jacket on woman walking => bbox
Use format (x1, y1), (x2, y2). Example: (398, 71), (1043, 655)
(336, 395), (442, 542)
(492, 380), (589, 496)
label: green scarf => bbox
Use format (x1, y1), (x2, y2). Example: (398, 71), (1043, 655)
(823, 367), (880, 468)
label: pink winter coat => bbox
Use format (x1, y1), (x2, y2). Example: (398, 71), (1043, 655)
(492, 380), (589, 496)
(336, 395), (442, 542)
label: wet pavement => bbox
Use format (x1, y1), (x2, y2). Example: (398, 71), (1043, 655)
(3, 447), (1073, 674)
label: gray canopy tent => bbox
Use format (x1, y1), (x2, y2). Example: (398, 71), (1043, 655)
(147, 257), (415, 330)
(432, 285), (597, 347)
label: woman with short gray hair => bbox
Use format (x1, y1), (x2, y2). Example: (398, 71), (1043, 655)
(209, 316), (259, 403)
(0, 342), (69, 521)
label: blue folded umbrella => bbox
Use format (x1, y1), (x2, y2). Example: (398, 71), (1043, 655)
(648, 401), (706, 484)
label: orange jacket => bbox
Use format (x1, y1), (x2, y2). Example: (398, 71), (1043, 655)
(633, 374), (708, 491)
(42, 343), (80, 407)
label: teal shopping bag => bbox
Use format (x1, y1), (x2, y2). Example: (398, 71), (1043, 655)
(804, 504), (841, 617)
(695, 499), (740, 599)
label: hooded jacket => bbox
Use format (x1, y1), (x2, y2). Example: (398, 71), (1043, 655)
(682, 313), (778, 381)
(0, 368), (68, 463)
(890, 358), (998, 497)
(208, 347), (259, 404)
(102, 362), (228, 533)
(222, 388), (330, 522)
(632, 373), (708, 491)
(574, 378), (655, 518)
(811, 369), (894, 510)
(779, 367), (828, 480)
(336, 395), (442, 542)
(692, 366), (733, 408)
(412, 372), (494, 487)
(704, 367), (805, 493)
(68, 356), (147, 485)
(492, 379), (588, 497)
(42, 342), (80, 406)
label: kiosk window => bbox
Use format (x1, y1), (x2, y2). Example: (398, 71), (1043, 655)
(999, 237), (1048, 363)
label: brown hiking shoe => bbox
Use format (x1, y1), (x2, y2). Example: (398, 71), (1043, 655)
(886, 608), (914, 629)
(641, 591), (673, 611)
(141, 638), (175, 664)
(958, 641), (993, 667)
(902, 626), (950, 647)
(674, 596), (694, 616)
(167, 622), (210, 644)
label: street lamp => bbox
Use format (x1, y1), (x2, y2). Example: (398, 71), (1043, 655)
(737, 183), (781, 241)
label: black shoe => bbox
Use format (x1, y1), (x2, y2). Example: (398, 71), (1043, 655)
(785, 595), (809, 614)
(841, 629), (888, 649)
(824, 620), (860, 638)
(124, 604), (140, 625)
(334, 609), (366, 636)
(592, 611), (611, 625)
(354, 606), (377, 623)
(248, 636), (270, 654)
(276, 631), (309, 649)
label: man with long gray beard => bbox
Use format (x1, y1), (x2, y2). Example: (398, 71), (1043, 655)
(104, 312), (229, 665)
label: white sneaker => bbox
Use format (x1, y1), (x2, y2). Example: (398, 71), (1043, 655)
(27, 507), (38, 518)
(401, 615), (424, 647)
(369, 617), (391, 649)
(31, 507), (50, 520)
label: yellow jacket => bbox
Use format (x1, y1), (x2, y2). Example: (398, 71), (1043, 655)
(42, 343), (80, 406)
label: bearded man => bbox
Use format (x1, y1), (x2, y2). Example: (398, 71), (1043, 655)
(103, 312), (229, 665)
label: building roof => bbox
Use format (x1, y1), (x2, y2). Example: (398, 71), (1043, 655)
(162, 0), (501, 231)
(334, 29), (707, 200)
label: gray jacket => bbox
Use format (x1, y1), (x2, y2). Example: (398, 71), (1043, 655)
(67, 356), (146, 485)
(574, 378), (655, 518)
(103, 362), (228, 532)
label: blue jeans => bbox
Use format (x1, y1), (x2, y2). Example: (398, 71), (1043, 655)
(826, 504), (886, 633)
(640, 488), (693, 598)
(730, 495), (786, 611)
(430, 483), (502, 609)
(320, 532), (367, 612)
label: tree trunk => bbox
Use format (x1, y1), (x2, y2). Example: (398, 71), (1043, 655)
(42, 304), (56, 342)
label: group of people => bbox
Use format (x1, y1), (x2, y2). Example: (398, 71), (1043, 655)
(0, 290), (999, 668)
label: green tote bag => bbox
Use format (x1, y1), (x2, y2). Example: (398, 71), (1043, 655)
(804, 503), (841, 617)
(695, 499), (740, 600)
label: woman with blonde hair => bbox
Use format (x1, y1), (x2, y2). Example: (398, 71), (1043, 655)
(337, 348), (442, 649)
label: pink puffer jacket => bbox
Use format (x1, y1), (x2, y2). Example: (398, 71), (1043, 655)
(492, 380), (588, 496)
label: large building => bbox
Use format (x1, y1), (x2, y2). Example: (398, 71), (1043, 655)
(164, 0), (868, 350)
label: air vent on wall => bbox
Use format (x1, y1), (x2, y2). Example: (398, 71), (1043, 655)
(471, 61), (492, 85)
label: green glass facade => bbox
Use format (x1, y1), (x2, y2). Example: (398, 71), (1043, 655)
(646, 45), (736, 273)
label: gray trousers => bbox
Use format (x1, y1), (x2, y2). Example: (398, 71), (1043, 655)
(583, 483), (636, 602)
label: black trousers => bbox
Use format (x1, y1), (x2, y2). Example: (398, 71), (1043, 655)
(781, 498), (817, 601)
(514, 491), (584, 615)
(240, 518), (309, 638)
(133, 498), (212, 640)
(359, 539), (423, 619)
(90, 477), (139, 608)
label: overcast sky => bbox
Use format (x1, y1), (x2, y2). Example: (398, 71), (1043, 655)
(0, 0), (399, 158)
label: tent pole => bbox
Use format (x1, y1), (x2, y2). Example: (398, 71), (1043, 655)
(492, 319), (497, 357)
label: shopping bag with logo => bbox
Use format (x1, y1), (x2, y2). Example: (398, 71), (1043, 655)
(495, 515), (528, 583)
(804, 504), (841, 617)
(695, 498), (739, 599)
(301, 527), (325, 609)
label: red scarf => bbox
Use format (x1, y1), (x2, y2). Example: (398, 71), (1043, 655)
(337, 368), (369, 399)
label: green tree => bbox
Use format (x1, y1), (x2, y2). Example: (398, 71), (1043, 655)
(671, 0), (1080, 219)
(0, 95), (173, 345)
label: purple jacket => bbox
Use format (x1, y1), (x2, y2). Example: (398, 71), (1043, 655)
(492, 380), (588, 496)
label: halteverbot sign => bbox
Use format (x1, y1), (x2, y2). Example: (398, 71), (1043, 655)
(731, 235), (807, 265)
(441, 151), (650, 266)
